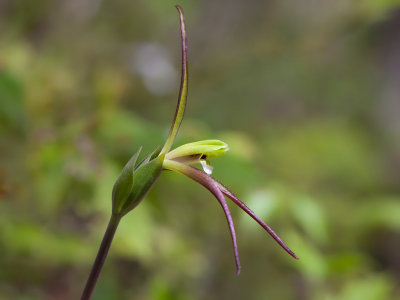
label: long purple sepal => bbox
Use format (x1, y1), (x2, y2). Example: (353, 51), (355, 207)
(210, 176), (299, 260)
(163, 160), (241, 274)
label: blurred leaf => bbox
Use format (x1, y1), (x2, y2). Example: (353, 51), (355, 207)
(113, 201), (155, 262)
(288, 232), (328, 281)
(263, 121), (381, 191)
(336, 274), (394, 300)
(2, 222), (91, 264)
(239, 189), (278, 233)
(357, 197), (400, 230)
(291, 195), (329, 244)
(0, 70), (26, 132)
(361, 0), (400, 19)
(326, 252), (367, 275)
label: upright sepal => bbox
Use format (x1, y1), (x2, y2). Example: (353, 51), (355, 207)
(161, 5), (188, 154)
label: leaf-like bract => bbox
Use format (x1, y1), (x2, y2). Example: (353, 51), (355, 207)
(112, 147), (142, 215)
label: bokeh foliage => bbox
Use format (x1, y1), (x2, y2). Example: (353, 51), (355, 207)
(1, 0), (400, 299)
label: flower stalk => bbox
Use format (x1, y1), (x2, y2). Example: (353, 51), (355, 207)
(80, 213), (121, 300)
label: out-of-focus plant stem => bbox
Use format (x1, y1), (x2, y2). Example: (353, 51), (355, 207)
(80, 213), (121, 300)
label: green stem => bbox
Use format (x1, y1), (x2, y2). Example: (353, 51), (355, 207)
(80, 213), (121, 300)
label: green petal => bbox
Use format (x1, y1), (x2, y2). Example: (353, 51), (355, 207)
(165, 139), (229, 161)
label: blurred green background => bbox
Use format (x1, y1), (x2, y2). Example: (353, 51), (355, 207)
(1, 0), (400, 299)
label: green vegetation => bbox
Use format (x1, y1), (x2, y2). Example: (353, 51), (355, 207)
(1, 1), (400, 299)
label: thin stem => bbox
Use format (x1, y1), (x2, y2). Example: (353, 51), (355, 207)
(80, 213), (121, 300)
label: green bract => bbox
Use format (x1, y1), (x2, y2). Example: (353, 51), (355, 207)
(111, 147), (141, 215)
(112, 147), (164, 217)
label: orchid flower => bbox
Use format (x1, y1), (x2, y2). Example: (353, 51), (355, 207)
(160, 6), (298, 275)
(81, 6), (297, 300)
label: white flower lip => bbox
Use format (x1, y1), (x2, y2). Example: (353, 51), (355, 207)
(200, 160), (213, 175)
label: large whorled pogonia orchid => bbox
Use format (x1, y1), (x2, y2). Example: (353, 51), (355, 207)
(81, 5), (297, 300)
